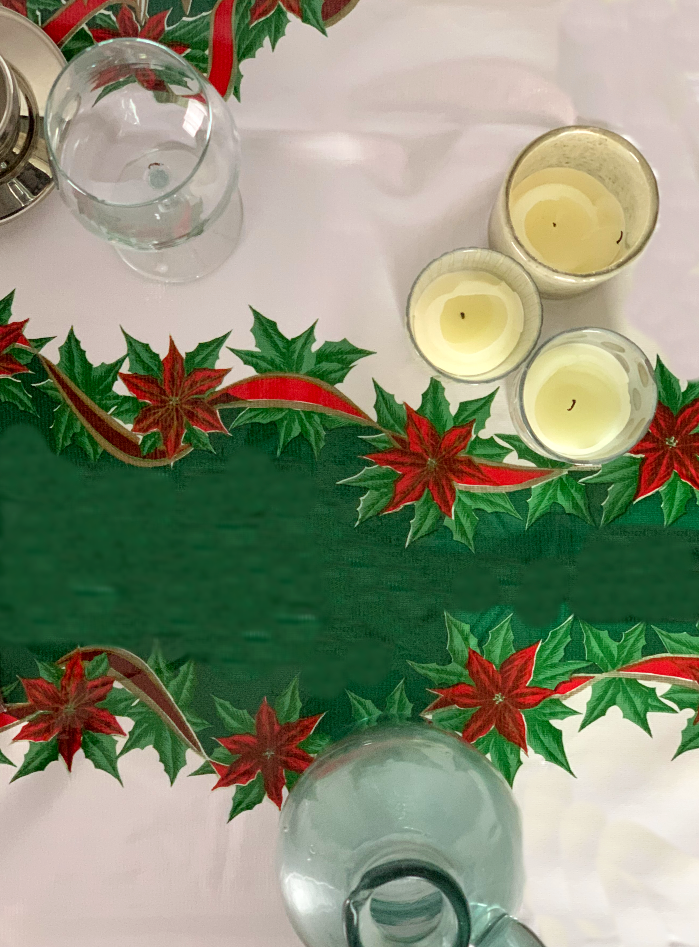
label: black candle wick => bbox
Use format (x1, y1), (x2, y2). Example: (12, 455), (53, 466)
(567, 400), (576, 412)
(460, 312), (465, 319)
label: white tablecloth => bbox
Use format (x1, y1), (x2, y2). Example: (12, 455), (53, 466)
(2, 1), (699, 945)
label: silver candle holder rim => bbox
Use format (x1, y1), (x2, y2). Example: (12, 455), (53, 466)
(514, 325), (658, 467)
(405, 246), (543, 385)
(502, 125), (660, 284)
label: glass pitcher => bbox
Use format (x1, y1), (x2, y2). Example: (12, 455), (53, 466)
(278, 723), (545, 947)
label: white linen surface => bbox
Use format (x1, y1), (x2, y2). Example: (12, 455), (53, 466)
(2, 0), (699, 945)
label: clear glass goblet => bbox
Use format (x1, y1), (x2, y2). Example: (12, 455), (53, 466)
(45, 38), (242, 283)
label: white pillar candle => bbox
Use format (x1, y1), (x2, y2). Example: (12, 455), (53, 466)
(510, 328), (657, 465)
(523, 343), (631, 458)
(509, 168), (625, 274)
(407, 248), (542, 383)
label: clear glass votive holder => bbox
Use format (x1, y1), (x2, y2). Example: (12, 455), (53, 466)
(489, 126), (659, 299)
(509, 327), (657, 466)
(406, 248), (543, 384)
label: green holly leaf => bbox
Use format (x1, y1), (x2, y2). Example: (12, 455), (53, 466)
(459, 490), (521, 519)
(523, 708), (573, 775)
(118, 704), (188, 785)
(406, 492), (443, 545)
(84, 653), (110, 680)
(140, 430), (163, 457)
(465, 436), (512, 463)
(0, 747), (14, 767)
(277, 412), (301, 454)
(286, 323), (317, 374)
(36, 660), (63, 685)
(59, 26), (94, 59)
(213, 697), (256, 735)
(249, 309), (292, 367)
(482, 615), (514, 669)
(81, 732), (122, 783)
(284, 768), (302, 791)
(11, 739), (60, 782)
(527, 475), (593, 527)
(579, 620), (618, 671)
(453, 390), (497, 435)
(419, 378), (452, 435)
(581, 455), (641, 525)
(531, 617), (589, 688)
(444, 612), (480, 666)
(662, 686), (699, 712)
(533, 699), (581, 721)
(229, 406), (287, 429)
(339, 466), (399, 489)
(50, 402), (81, 454)
(0, 290), (14, 324)
(446, 491), (479, 550)
(296, 411), (326, 457)
(660, 472), (694, 526)
(184, 333), (230, 373)
(486, 731), (523, 786)
(160, 12), (210, 50)
(298, 731), (332, 755)
(356, 485), (394, 524)
(372, 381), (407, 435)
(408, 661), (471, 688)
(347, 691), (382, 729)
(307, 339), (374, 385)
(655, 356), (682, 414)
(384, 681), (412, 721)
(673, 715), (699, 759)
(190, 746), (233, 777)
(0, 378), (35, 414)
(228, 771), (266, 821)
(275, 677), (302, 725)
(431, 706), (475, 733)
(183, 424), (216, 453)
(263, 6), (289, 49)
(98, 686), (137, 717)
(122, 330), (163, 379)
(359, 432), (395, 450)
(616, 623), (646, 667)
(580, 678), (675, 734)
(300, 0), (327, 33)
(495, 433), (568, 469)
(167, 661), (196, 707)
(55, 329), (124, 403)
(110, 395), (146, 424)
(653, 626), (699, 656)
(681, 380), (699, 410)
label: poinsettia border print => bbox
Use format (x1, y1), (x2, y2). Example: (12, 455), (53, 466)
(1, 289), (698, 549)
(8, 0), (359, 100)
(3, 616), (699, 818)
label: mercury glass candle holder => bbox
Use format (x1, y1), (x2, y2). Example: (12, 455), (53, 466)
(508, 327), (657, 466)
(406, 248), (543, 384)
(489, 126), (659, 298)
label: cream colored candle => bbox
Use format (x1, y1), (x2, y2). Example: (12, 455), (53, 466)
(510, 168), (625, 274)
(407, 248), (543, 383)
(523, 343), (632, 458)
(412, 270), (524, 377)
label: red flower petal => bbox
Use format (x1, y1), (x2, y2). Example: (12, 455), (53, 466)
(0, 319), (30, 352)
(493, 703), (528, 751)
(181, 367), (230, 400)
(448, 456), (497, 488)
(404, 405), (441, 458)
(60, 654), (85, 703)
(635, 448), (674, 499)
(116, 4), (139, 36)
(255, 698), (280, 749)
(58, 727), (83, 771)
(216, 732), (258, 755)
(365, 447), (427, 472)
(13, 716), (62, 743)
(261, 756), (286, 808)
(89, 27), (118, 42)
(140, 9), (169, 40)
(425, 684), (481, 712)
(672, 448), (699, 492)
(440, 422), (475, 458)
(462, 705), (497, 743)
(250, 0), (280, 23)
(82, 708), (126, 738)
(86, 677), (115, 704)
(19, 677), (61, 710)
(278, 712), (324, 749)
(499, 643), (539, 696)
(212, 755), (261, 790)
(181, 399), (228, 435)
(166, 43), (190, 55)
(383, 469), (428, 513)
(650, 403), (677, 440)
(282, 0), (302, 15)
(279, 745), (315, 773)
(427, 469), (456, 517)
(131, 404), (167, 436)
(162, 338), (185, 398)
(119, 372), (167, 405)
(466, 650), (501, 697)
(677, 399), (699, 436)
(0, 354), (29, 377)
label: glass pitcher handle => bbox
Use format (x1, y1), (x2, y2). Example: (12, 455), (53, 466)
(343, 859), (471, 947)
(475, 913), (546, 947)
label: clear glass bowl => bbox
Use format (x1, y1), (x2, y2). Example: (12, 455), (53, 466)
(45, 38), (242, 282)
(278, 724), (545, 947)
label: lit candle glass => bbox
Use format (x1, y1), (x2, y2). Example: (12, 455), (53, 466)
(406, 248), (542, 383)
(489, 126), (659, 298)
(509, 328), (657, 465)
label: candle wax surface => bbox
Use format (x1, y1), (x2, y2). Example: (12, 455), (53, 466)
(509, 168), (626, 274)
(412, 270), (524, 377)
(524, 343), (632, 458)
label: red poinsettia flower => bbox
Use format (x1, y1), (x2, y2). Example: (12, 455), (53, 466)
(212, 698), (323, 808)
(0, 319), (31, 377)
(90, 6), (188, 93)
(250, 0), (302, 25)
(0, 0), (27, 15)
(120, 338), (229, 458)
(628, 400), (699, 500)
(12, 654), (125, 771)
(425, 644), (553, 751)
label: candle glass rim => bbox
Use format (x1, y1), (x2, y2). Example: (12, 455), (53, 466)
(515, 326), (658, 466)
(405, 247), (543, 384)
(45, 37), (214, 211)
(0, 55), (17, 151)
(503, 125), (659, 283)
